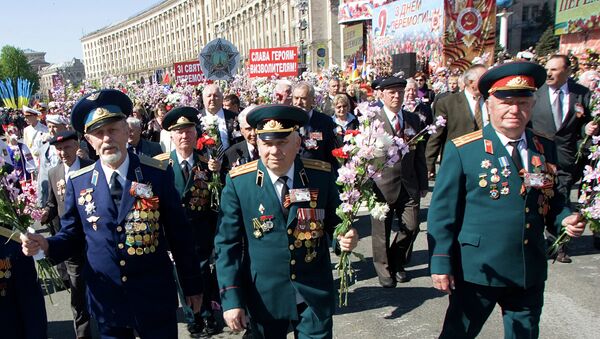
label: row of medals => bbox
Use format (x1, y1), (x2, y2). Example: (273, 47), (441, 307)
(479, 167), (510, 199)
(124, 209), (161, 255)
(188, 184), (210, 211)
(292, 220), (324, 263)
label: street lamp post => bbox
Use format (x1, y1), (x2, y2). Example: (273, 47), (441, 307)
(294, 0), (309, 74)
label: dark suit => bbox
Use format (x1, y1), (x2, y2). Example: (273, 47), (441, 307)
(46, 151), (203, 338)
(222, 140), (259, 172)
(428, 126), (571, 338)
(129, 139), (163, 158)
(371, 108), (428, 281)
(425, 91), (479, 173)
(529, 81), (591, 195)
(215, 157), (340, 337)
(299, 109), (339, 169)
(0, 235), (47, 339)
(45, 157), (94, 338)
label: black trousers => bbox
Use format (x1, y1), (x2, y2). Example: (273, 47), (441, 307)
(371, 189), (420, 279)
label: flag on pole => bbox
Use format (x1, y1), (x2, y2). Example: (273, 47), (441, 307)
(361, 55), (367, 79)
(351, 56), (360, 81)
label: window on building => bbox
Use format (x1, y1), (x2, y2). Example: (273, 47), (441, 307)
(522, 6), (529, 22)
(531, 5), (539, 21)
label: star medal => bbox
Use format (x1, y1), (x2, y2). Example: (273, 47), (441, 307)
(490, 186), (500, 200)
(498, 157), (511, 177)
(478, 174), (488, 188)
(481, 159), (492, 169)
(501, 168), (511, 177)
(500, 182), (510, 195)
(87, 216), (100, 231)
(85, 201), (96, 215)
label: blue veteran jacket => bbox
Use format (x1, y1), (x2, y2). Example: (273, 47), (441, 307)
(47, 151), (202, 327)
(215, 157), (340, 322)
(0, 235), (47, 339)
(427, 125), (571, 288)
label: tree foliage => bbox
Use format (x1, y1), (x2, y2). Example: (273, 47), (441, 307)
(535, 26), (559, 58)
(0, 45), (40, 94)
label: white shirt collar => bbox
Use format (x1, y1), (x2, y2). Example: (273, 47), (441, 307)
(549, 81), (569, 95)
(266, 163), (295, 187)
(383, 105), (402, 126)
(101, 153), (129, 187)
(64, 157), (81, 174)
(176, 151), (194, 168)
(495, 130), (526, 147)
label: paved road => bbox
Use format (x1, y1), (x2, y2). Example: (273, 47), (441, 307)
(43, 183), (600, 338)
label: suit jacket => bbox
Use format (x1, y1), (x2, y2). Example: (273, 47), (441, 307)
(319, 95), (335, 116)
(529, 81), (591, 179)
(129, 139), (163, 158)
(215, 157), (340, 322)
(425, 91), (478, 172)
(427, 125), (571, 288)
(47, 151), (202, 328)
(222, 140), (259, 172)
(45, 157), (95, 226)
(299, 109), (339, 168)
(372, 109), (428, 203)
(0, 236), (47, 339)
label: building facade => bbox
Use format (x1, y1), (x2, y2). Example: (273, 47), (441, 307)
(81, 0), (341, 82)
(23, 48), (51, 72)
(39, 58), (86, 100)
(501, 0), (555, 54)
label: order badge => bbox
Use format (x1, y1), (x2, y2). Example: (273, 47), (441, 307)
(289, 188), (311, 203)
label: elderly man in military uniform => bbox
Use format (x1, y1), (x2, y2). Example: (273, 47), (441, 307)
(20, 89), (203, 339)
(427, 62), (586, 339)
(160, 106), (222, 337)
(41, 130), (94, 339)
(215, 105), (359, 338)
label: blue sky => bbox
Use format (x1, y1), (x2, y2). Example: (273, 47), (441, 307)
(0, 0), (160, 64)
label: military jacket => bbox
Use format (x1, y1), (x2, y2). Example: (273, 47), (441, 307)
(47, 151), (202, 327)
(0, 235), (47, 339)
(215, 157), (340, 322)
(428, 125), (571, 288)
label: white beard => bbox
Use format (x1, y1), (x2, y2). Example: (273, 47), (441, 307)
(101, 150), (122, 166)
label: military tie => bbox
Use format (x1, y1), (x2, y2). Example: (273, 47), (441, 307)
(278, 176), (289, 218)
(508, 140), (524, 173)
(474, 97), (483, 130)
(181, 160), (190, 182)
(553, 89), (564, 130)
(110, 172), (123, 208)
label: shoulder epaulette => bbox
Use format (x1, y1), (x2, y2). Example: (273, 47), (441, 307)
(452, 130), (483, 147)
(301, 158), (331, 172)
(69, 164), (94, 179)
(229, 160), (258, 178)
(153, 152), (170, 162)
(140, 154), (168, 170)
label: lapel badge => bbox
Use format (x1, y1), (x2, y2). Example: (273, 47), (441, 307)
(484, 139), (494, 154)
(480, 159), (492, 169)
(135, 167), (144, 182)
(258, 204), (265, 214)
(299, 168), (309, 186)
(256, 170), (264, 187)
(531, 155), (542, 171)
(87, 216), (100, 231)
(91, 170), (99, 186)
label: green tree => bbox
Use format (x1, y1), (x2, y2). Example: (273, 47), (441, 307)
(535, 26), (559, 58)
(0, 45), (40, 97)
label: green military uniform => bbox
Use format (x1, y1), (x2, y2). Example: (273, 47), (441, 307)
(427, 62), (572, 339)
(215, 104), (340, 339)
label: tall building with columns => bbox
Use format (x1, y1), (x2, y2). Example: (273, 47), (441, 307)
(81, 0), (341, 82)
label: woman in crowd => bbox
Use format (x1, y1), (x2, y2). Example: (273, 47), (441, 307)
(414, 71), (435, 109)
(331, 94), (358, 145)
(145, 103), (167, 143)
(403, 79), (433, 138)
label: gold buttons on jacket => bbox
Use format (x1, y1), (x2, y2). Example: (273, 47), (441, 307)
(525, 223), (531, 229)
(118, 243), (124, 249)
(525, 207), (530, 213)
(116, 226), (123, 232)
(287, 229), (293, 235)
(121, 276), (128, 282)
(289, 244), (294, 250)
(291, 274), (296, 280)
(290, 260), (296, 265)
(524, 239), (529, 245)
(119, 260), (126, 267)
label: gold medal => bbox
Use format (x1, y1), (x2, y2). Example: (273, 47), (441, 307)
(134, 234), (143, 242)
(490, 175), (500, 184)
(0, 271), (4, 278)
(190, 186), (196, 192)
(136, 248), (144, 255)
(127, 247), (136, 255)
(305, 232), (312, 240)
(3, 270), (9, 279)
(310, 201), (317, 208)
(154, 211), (160, 219)
(144, 247), (150, 254)
(298, 232), (305, 240)
(154, 239), (159, 246)
(78, 197), (86, 205)
(190, 205), (196, 211)
(305, 254), (313, 262)
(140, 211), (148, 220)
(311, 231), (319, 239)
(85, 194), (92, 202)
(294, 240), (302, 248)
(140, 223), (147, 231)
(305, 239), (313, 248)
(479, 179), (488, 188)
(147, 211), (154, 220)
(126, 235), (135, 244)
(150, 245), (156, 253)
(143, 234), (151, 243)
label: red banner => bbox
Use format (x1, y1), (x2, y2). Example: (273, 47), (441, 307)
(174, 60), (203, 85)
(248, 47), (299, 78)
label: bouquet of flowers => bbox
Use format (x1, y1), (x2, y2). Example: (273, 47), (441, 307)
(199, 114), (224, 211)
(332, 102), (446, 306)
(0, 161), (65, 298)
(552, 84), (600, 256)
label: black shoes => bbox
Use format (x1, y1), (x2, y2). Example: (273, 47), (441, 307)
(204, 314), (221, 336)
(395, 269), (411, 283)
(188, 313), (222, 338)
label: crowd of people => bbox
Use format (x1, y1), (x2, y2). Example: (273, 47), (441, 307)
(0, 51), (599, 339)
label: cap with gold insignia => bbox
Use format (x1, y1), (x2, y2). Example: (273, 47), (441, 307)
(70, 89), (132, 134)
(161, 106), (200, 131)
(478, 61), (546, 100)
(246, 104), (308, 141)
(22, 105), (41, 116)
(376, 76), (407, 90)
(49, 130), (78, 145)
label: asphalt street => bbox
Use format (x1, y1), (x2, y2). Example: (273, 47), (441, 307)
(42, 182), (600, 338)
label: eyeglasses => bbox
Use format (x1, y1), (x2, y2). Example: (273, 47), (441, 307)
(415, 78), (425, 82)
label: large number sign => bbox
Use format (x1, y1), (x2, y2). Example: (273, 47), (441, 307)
(173, 60), (203, 85)
(248, 47), (298, 78)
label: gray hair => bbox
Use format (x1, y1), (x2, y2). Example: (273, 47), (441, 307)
(238, 104), (257, 127)
(405, 78), (418, 89)
(126, 117), (142, 129)
(293, 81), (315, 98)
(463, 64), (487, 83)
